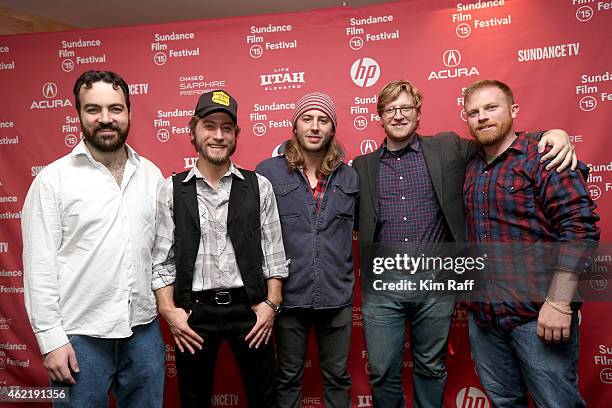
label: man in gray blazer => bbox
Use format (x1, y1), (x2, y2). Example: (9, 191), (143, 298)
(352, 79), (575, 408)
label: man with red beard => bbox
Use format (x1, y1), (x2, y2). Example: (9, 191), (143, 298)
(353, 79), (578, 408)
(152, 90), (288, 407)
(463, 79), (599, 407)
(22, 70), (165, 407)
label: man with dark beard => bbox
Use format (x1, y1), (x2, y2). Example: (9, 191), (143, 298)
(152, 90), (288, 408)
(463, 79), (599, 407)
(22, 70), (165, 407)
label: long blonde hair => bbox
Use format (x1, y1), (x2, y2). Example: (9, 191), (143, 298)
(285, 136), (342, 176)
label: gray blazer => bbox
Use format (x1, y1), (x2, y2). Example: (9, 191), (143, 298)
(352, 132), (476, 246)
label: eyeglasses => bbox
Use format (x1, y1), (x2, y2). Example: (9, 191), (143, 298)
(382, 105), (417, 117)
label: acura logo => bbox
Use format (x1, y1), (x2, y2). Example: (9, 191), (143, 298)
(360, 139), (378, 155)
(42, 82), (58, 99)
(443, 50), (461, 67)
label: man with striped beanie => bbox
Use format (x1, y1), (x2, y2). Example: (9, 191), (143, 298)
(256, 92), (359, 408)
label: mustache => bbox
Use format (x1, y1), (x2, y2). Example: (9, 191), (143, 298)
(94, 123), (122, 132)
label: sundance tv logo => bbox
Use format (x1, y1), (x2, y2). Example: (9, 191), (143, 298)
(31, 82), (72, 110)
(351, 58), (380, 88)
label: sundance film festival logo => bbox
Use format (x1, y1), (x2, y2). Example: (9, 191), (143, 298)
(456, 387), (490, 408)
(360, 139), (377, 154)
(351, 58), (380, 88)
(600, 368), (612, 384)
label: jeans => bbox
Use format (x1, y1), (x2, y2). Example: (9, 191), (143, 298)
(52, 318), (165, 408)
(362, 296), (455, 408)
(468, 313), (585, 407)
(275, 306), (352, 408)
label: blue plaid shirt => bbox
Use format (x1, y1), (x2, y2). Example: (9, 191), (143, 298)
(376, 135), (451, 243)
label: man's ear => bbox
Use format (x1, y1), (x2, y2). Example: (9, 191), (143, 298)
(510, 103), (519, 119)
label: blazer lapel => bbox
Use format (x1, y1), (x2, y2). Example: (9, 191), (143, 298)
(366, 149), (380, 217)
(419, 135), (445, 206)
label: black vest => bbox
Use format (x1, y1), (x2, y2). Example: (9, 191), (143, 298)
(171, 169), (267, 309)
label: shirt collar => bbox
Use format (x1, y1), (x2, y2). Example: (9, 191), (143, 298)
(71, 140), (140, 165)
(475, 131), (528, 162)
(182, 160), (244, 183)
(380, 133), (420, 158)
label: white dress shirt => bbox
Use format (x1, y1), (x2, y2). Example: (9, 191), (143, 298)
(22, 141), (163, 354)
(151, 162), (288, 291)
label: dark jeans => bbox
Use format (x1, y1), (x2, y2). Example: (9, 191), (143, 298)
(275, 306), (352, 408)
(176, 290), (276, 408)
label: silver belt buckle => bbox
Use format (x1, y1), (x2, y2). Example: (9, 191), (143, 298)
(214, 291), (231, 305)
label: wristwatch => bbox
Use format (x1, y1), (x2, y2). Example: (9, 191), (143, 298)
(265, 299), (282, 314)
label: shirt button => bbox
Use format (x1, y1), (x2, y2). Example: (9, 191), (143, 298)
(404, 238), (408, 242)
(399, 176), (403, 180)
(403, 217), (407, 221)
(396, 158), (401, 161)
(401, 196), (406, 200)
(481, 212), (485, 218)
(484, 170), (488, 174)
(482, 191), (485, 195)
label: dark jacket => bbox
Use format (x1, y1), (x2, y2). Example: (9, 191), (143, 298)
(256, 145), (359, 309)
(352, 132), (476, 247)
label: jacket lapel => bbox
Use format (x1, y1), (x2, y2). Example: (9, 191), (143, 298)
(419, 135), (445, 206)
(366, 149), (381, 217)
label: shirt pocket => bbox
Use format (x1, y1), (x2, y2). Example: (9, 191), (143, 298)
(495, 175), (535, 217)
(331, 183), (358, 218)
(272, 183), (302, 229)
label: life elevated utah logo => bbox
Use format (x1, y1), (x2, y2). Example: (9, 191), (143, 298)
(259, 68), (305, 91)
(428, 49), (479, 80)
(31, 82), (72, 110)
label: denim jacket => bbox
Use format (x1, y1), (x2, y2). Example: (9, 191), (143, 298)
(256, 144), (359, 309)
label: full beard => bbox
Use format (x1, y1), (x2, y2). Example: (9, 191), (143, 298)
(196, 140), (237, 165)
(471, 121), (512, 146)
(82, 122), (129, 152)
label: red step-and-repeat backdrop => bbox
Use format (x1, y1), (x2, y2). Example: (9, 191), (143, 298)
(1, 0), (610, 406)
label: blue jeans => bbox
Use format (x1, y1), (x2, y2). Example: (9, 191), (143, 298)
(52, 318), (165, 408)
(362, 296), (455, 408)
(468, 313), (586, 408)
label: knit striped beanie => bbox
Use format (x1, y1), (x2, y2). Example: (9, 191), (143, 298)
(291, 92), (337, 130)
